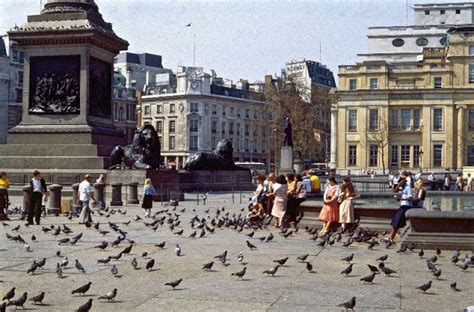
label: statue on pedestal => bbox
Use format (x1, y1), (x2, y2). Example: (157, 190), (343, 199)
(283, 117), (293, 147)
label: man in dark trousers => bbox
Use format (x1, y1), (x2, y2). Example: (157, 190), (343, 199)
(28, 170), (47, 225)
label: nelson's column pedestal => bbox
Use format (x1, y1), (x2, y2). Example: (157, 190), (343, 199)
(0, 0), (128, 170)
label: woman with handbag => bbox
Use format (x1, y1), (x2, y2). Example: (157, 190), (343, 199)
(318, 176), (340, 235)
(338, 177), (360, 232)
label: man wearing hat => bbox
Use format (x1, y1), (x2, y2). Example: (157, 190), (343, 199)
(78, 174), (96, 224)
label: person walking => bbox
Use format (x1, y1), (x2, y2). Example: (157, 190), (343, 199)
(142, 178), (156, 217)
(318, 176), (340, 235)
(386, 173), (413, 242)
(285, 173), (298, 227)
(427, 172), (436, 191)
(264, 173), (276, 215)
(466, 173), (473, 192)
(78, 174), (96, 224)
(0, 172), (11, 210)
(28, 170), (47, 225)
(455, 173), (464, 192)
(270, 175), (288, 228)
(338, 177), (360, 232)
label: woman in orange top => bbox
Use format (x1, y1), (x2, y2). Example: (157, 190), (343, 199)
(318, 176), (340, 234)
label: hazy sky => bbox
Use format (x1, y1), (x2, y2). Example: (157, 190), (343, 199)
(0, 0), (469, 83)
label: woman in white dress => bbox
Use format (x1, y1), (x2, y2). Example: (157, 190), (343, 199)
(270, 175), (288, 228)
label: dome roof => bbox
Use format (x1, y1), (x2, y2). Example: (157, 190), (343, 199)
(43, 0), (98, 13)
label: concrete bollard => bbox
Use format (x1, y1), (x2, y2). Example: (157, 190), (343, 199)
(110, 183), (123, 206)
(22, 185), (31, 217)
(94, 183), (106, 209)
(0, 187), (8, 220)
(127, 182), (139, 205)
(48, 184), (63, 215)
(71, 183), (81, 214)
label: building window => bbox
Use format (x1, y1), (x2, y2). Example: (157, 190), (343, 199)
(169, 136), (175, 150)
(391, 145), (399, 168)
(170, 103), (176, 113)
(245, 139), (249, 152)
(369, 109), (378, 131)
(237, 123), (240, 135)
(222, 107), (226, 116)
(456, 9), (461, 14)
(433, 144), (442, 167)
(222, 122), (226, 134)
(413, 145), (420, 168)
(157, 105), (162, 113)
(425, 10), (430, 15)
(470, 46), (474, 56)
(416, 37), (429, 47)
(212, 104), (217, 114)
(189, 119), (198, 132)
(469, 64), (474, 83)
(440, 9), (445, 15)
(348, 145), (357, 166)
(469, 109), (474, 131)
(18, 71), (23, 84)
(401, 145), (410, 168)
(392, 38), (405, 47)
(434, 77), (442, 88)
(211, 121), (217, 133)
(229, 122), (234, 135)
(245, 109), (250, 118)
(190, 135), (198, 150)
(245, 124), (250, 136)
(348, 109), (357, 132)
(369, 145), (378, 167)
(370, 78), (378, 89)
(156, 120), (163, 133)
(390, 110), (399, 130)
(144, 106), (150, 115)
(169, 120), (176, 133)
(401, 109), (411, 130)
(230, 107), (234, 115)
(349, 79), (357, 90)
(433, 108), (443, 131)
(190, 102), (199, 112)
(413, 109), (420, 130)
(468, 146), (474, 165)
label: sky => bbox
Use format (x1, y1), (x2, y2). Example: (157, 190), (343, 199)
(0, 0), (470, 83)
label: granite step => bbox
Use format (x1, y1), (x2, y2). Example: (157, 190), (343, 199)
(0, 156), (105, 169)
(0, 144), (101, 156)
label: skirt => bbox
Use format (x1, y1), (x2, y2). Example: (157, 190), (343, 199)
(318, 201), (339, 223)
(142, 194), (153, 209)
(390, 205), (411, 228)
(339, 198), (354, 223)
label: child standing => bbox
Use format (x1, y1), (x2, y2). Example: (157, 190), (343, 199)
(142, 178), (156, 217)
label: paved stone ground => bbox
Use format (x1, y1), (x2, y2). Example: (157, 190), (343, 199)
(0, 193), (473, 311)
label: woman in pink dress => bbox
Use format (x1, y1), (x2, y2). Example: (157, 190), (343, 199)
(318, 176), (340, 234)
(270, 175), (288, 228)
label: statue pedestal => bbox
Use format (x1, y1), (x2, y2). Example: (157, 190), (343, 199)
(279, 146), (294, 175)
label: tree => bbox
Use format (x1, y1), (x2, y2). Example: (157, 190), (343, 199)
(367, 110), (390, 174)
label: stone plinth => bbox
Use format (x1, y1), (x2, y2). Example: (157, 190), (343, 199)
(93, 183), (106, 209)
(48, 184), (63, 215)
(279, 146), (293, 175)
(403, 209), (474, 250)
(126, 182), (139, 205)
(110, 183), (123, 206)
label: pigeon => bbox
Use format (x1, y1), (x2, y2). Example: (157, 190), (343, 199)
(450, 281), (460, 291)
(189, 231), (197, 238)
(24, 244), (31, 252)
(11, 224), (20, 231)
(202, 261), (214, 271)
(95, 241), (108, 250)
(131, 257), (138, 269)
(273, 257), (288, 266)
(175, 244), (181, 256)
(246, 231), (254, 238)
(56, 263), (63, 278)
(75, 259), (86, 273)
(7, 292), (27, 309)
(416, 281), (432, 293)
(341, 263), (354, 276)
(263, 265), (280, 276)
(246, 240), (257, 250)
(2, 287), (15, 301)
(76, 298), (93, 312)
(306, 262), (314, 273)
(341, 253), (354, 263)
(199, 229), (206, 238)
(453, 248), (461, 259)
(231, 267), (247, 280)
(155, 241), (166, 249)
(146, 259), (155, 271)
(460, 262), (469, 272)
(31, 234), (36, 242)
(432, 269), (442, 279)
(111, 264), (119, 277)
(97, 256), (112, 264)
(436, 248), (442, 256)
(297, 254), (309, 262)
(164, 278), (183, 290)
(37, 258), (46, 269)
(337, 296), (356, 311)
(58, 238), (70, 245)
(237, 252), (244, 263)
(265, 233), (274, 242)
(379, 263), (397, 276)
(61, 256), (69, 268)
(429, 255), (438, 263)
(214, 250), (227, 262)
(367, 264), (380, 274)
(71, 282), (92, 296)
(174, 229), (184, 235)
(56, 250), (61, 257)
(121, 244), (133, 255)
(29, 291), (45, 305)
(98, 288), (117, 301)
(27, 260), (39, 274)
(419, 249), (424, 258)
(142, 252), (148, 257)
(376, 254), (388, 262)
(360, 272), (376, 284)
(426, 260), (437, 272)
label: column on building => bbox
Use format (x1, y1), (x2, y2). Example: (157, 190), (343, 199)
(457, 105), (466, 170)
(330, 108), (337, 166)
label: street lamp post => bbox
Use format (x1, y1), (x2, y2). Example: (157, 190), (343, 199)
(273, 128), (277, 174)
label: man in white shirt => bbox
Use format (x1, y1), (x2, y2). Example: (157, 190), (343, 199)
(78, 174), (96, 224)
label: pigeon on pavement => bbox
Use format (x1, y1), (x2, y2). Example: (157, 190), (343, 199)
(98, 288), (117, 301)
(164, 279), (183, 290)
(416, 281), (432, 293)
(71, 282), (92, 296)
(29, 292), (45, 305)
(337, 296), (356, 311)
(75, 298), (93, 312)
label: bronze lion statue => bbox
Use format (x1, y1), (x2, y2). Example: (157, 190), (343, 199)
(184, 139), (248, 171)
(109, 125), (161, 170)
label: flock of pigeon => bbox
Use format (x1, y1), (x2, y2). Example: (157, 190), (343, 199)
(0, 201), (473, 311)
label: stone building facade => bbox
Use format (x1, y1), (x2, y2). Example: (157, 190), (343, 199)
(141, 67), (270, 169)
